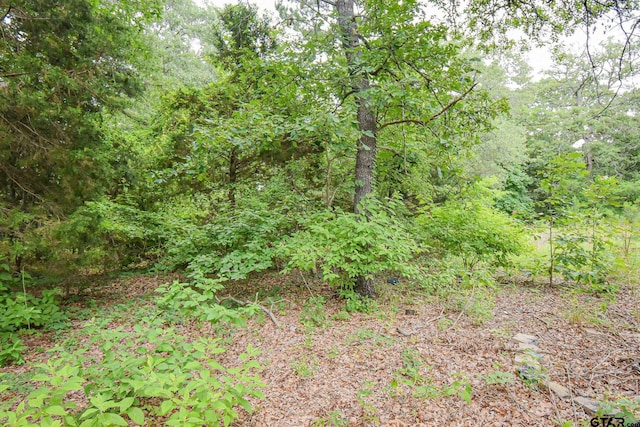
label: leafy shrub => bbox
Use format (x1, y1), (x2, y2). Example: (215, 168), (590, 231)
(0, 317), (264, 427)
(299, 296), (328, 329)
(596, 397), (640, 424)
(0, 265), (66, 366)
(279, 197), (420, 288)
(417, 186), (527, 270)
(0, 333), (28, 366)
(55, 199), (169, 271)
(494, 167), (535, 220)
(339, 289), (378, 313)
(162, 185), (301, 280)
(553, 229), (616, 292)
(156, 276), (258, 326)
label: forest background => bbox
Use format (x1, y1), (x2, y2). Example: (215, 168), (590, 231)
(1, 0), (639, 425)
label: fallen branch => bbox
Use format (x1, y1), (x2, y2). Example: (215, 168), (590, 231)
(217, 295), (281, 328)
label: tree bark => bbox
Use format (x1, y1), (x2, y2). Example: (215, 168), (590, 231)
(336, 0), (378, 297)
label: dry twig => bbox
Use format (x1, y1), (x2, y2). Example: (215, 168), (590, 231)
(217, 295), (281, 328)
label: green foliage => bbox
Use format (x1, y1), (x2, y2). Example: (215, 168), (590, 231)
(0, 266), (66, 366)
(450, 285), (496, 325)
(553, 229), (616, 293)
(478, 370), (515, 387)
(0, 316), (264, 427)
(595, 397), (640, 424)
(339, 289), (379, 313)
(299, 296), (328, 329)
(356, 381), (380, 423)
(537, 155), (620, 291)
(390, 348), (473, 403)
(0, 334), (28, 367)
(212, 2), (276, 69)
(346, 328), (394, 347)
(0, 0), (160, 214)
(442, 374), (473, 405)
(291, 356), (317, 378)
(561, 297), (610, 326)
(156, 276), (257, 327)
(418, 185), (527, 269)
(313, 411), (349, 427)
(494, 167), (535, 219)
(161, 178), (303, 279)
(54, 199), (168, 271)
(280, 198), (419, 288)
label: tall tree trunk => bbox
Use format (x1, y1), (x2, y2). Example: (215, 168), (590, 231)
(336, 0), (378, 297)
(353, 81), (377, 215)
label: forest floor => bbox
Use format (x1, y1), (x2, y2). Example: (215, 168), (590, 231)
(3, 272), (639, 427)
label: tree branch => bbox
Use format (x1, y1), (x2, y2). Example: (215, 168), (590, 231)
(379, 82), (478, 131)
(0, 72), (31, 79)
(217, 295), (281, 328)
(378, 145), (402, 155)
(319, 0), (337, 7)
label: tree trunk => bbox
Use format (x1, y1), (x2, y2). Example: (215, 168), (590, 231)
(353, 81), (377, 215)
(336, 0), (378, 297)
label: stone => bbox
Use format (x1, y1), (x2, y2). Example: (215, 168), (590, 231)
(515, 353), (542, 366)
(513, 333), (538, 345)
(396, 327), (414, 337)
(518, 342), (541, 352)
(546, 381), (571, 399)
(574, 396), (601, 415)
(517, 364), (548, 383)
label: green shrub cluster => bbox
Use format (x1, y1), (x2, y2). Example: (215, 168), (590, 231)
(417, 186), (527, 270)
(0, 318), (264, 427)
(279, 197), (420, 288)
(0, 266), (66, 366)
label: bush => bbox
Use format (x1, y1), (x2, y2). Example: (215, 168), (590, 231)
(417, 186), (527, 270)
(0, 317), (264, 426)
(279, 197), (420, 288)
(0, 265), (66, 366)
(161, 179), (305, 280)
(54, 199), (169, 271)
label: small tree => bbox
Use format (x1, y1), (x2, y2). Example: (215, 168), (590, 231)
(537, 153), (588, 286)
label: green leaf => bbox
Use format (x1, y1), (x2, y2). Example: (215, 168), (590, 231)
(80, 408), (100, 420)
(118, 397), (135, 412)
(159, 400), (176, 415)
(102, 413), (129, 426)
(459, 384), (472, 404)
(126, 407), (145, 425)
(44, 405), (68, 416)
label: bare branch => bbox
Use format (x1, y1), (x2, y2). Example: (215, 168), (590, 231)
(378, 145), (402, 155)
(216, 295), (281, 328)
(318, 0), (336, 7)
(0, 163), (46, 205)
(379, 82), (478, 131)
(0, 72), (31, 78)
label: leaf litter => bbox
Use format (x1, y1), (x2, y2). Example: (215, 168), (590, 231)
(2, 272), (638, 426)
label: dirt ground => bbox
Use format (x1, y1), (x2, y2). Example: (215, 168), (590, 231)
(3, 273), (639, 426)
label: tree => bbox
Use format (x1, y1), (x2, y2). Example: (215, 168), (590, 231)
(278, 0), (504, 295)
(0, 0), (160, 271)
(504, 42), (640, 207)
(0, 0), (160, 214)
